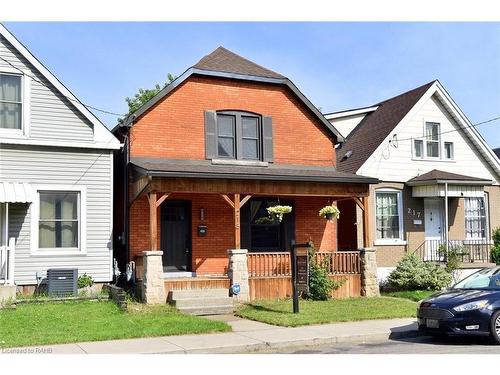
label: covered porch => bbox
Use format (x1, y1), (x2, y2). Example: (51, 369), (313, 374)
(128, 158), (378, 301)
(407, 170), (495, 264)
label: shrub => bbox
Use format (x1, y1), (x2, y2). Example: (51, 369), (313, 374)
(77, 273), (94, 289)
(387, 254), (451, 291)
(306, 246), (343, 300)
(492, 228), (500, 265)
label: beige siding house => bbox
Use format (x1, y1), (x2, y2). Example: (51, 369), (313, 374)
(326, 80), (500, 282)
(0, 24), (120, 292)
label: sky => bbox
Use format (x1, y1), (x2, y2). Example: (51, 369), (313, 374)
(5, 22), (500, 147)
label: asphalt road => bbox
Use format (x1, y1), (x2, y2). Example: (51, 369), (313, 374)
(266, 335), (500, 354)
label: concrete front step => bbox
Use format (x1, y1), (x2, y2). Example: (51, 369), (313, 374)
(167, 288), (234, 315)
(172, 297), (233, 309)
(178, 305), (235, 316)
(168, 288), (229, 301)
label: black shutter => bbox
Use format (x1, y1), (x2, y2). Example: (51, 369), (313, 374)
(204, 111), (217, 159)
(262, 115), (274, 162)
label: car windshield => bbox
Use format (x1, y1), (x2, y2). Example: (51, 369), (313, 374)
(453, 268), (500, 290)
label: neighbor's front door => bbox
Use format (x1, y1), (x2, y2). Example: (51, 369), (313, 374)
(161, 200), (191, 272)
(424, 198), (444, 260)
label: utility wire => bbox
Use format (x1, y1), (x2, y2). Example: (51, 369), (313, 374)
(0, 55), (126, 117)
(389, 115), (500, 144)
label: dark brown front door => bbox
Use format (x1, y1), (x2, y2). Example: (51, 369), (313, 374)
(161, 200), (191, 272)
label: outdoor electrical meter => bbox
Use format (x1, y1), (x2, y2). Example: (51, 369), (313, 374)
(197, 224), (207, 237)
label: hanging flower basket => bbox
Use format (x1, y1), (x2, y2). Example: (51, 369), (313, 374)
(266, 205), (292, 223)
(319, 205), (340, 221)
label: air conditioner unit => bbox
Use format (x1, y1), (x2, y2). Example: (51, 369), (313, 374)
(47, 268), (78, 297)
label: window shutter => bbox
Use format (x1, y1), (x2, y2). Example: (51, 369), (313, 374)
(262, 116), (274, 162)
(204, 111), (217, 159)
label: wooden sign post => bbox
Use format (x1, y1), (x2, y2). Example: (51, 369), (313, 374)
(290, 240), (311, 314)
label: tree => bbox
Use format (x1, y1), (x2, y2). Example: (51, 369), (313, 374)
(125, 73), (175, 115)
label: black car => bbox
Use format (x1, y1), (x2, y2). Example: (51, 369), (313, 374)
(417, 266), (500, 344)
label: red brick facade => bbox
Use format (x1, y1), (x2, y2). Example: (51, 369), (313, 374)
(130, 76), (335, 166)
(128, 75), (340, 275)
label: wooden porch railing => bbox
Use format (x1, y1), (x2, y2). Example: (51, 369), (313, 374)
(247, 251), (361, 277)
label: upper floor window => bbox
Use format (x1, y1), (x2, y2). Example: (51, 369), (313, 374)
(425, 122), (440, 158)
(0, 73), (22, 130)
(205, 110), (273, 163)
(444, 142), (454, 160)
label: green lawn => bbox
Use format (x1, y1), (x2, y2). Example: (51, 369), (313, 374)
(382, 290), (437, 302)
(0, 300), (230, 348)
(236, 297), (417, 327)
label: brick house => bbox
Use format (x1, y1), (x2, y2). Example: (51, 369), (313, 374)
(112, 47), (378, 306)
(326, 80), (500, 283)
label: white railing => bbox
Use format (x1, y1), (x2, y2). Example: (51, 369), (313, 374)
(0, 238), (15, 285)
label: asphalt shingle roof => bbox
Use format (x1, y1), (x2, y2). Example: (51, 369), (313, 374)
(336, 81), (436, 173)
(194, 46), (285, 79)
(407, 169), (492, 183)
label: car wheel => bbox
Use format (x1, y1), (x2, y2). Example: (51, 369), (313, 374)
(491, 310), (500, 345)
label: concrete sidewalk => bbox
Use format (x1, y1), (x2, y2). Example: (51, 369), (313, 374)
(2, 316), (418, 354)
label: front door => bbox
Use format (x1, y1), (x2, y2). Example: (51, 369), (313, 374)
(161, 200), (191, 272)
(424, 199), (443, 260)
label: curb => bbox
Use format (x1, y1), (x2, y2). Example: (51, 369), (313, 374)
(159, 328), (423, 354)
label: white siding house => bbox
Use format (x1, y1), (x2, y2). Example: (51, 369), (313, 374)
(0, 24), (120, 288)
(329, 80), (500, 283)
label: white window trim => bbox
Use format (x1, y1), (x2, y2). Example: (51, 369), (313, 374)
(444, 142), (454, 160)
(374, 188), (405, 245)
(0, 67), (30, 139)
(464, 194), (490, 241)
(30, 185), (87, 256)
(424, 120), (441, 159)
(410, 119), (456, 163)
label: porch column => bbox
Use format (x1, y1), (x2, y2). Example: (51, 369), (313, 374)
(227, 249), (250, 302)
(362, 196), (371, 248)
(221, 193), (252, 249)
(148, 192), (158, 251)
(444, 183), (449, 248)
(360, 247), (380, 297)
(141, 251), (166, 304)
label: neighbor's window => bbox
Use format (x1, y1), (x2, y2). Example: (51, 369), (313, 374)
(425, 122), (440, 158)
(38, 191), (80, 249)
(465, 197), (488, 239)
(0, 73), (22, 130)
(413, 139), (423, 158)
(216, 111), (262, 161)
(217, 114), (236, 158)
(375, 190), (403, 240)
(444, 142), (454, 160)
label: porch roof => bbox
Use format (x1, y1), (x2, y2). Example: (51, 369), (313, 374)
(130, 157), (379, 184)
(406, 169), (493, 186)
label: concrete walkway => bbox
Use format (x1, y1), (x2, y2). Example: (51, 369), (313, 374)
(2, 316), (418, 354)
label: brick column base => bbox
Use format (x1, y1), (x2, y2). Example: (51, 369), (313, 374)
(227, 249), (250, 303)
(142, 251), (166, 304)
(360, 247), (380, 297)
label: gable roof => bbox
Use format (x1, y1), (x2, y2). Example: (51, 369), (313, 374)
(335, 81), (435, 174)
(194, 46), (284, 79)
(407, 169), (492, 185)
(0, 24), (120, 150)
(117, 47), (343, 142)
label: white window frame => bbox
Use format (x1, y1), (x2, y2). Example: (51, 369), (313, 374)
(425, 121), (440, 159)
(0, 67), (30, 139)
(413, 139), (423, 159)
(464, 194), (489, 240)
(30, 185), (87, 256)
(444, 142), (454, 160)
(374, 188), (406, 246)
